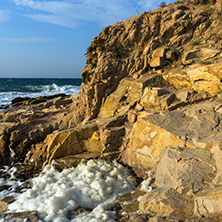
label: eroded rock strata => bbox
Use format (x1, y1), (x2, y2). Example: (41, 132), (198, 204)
(2, 0), (222, 221)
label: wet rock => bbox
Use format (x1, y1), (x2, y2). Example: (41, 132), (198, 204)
(52, 152), (101, 171)
(0, 211), (39, 222)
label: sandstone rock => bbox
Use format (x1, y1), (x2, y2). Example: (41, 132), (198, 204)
(0, 211), (39, 222)
(0, 200), (8, 214)
(163, 73), (192, 89)
(194, 186), (222, 217)
(155, 146), (216, 191)
(152, 46), (169, 58)
(140, 87), (171, 111)
(127, 214), (150, 222)
(140, 186), (194, 216)
(149, 57), (167, 68)
(172, 9), (185, 20)
(186, 63), (222, 94)
(144, 106), (222, 149)
(125, 116), (186, 169)
(98, 75), (162, 118)
(52, 152), (101, 171)
(118, 185), (146, 214)
(200, 48), (220, 60)
(182, 49), (201, 65)
(127, 110), (138, 123)
(176, 90), (192, 101)
(211, 143), (222, 185)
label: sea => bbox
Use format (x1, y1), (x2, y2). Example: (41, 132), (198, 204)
(0, 78), (82, 109)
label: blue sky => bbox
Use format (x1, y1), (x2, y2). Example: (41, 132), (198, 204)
(0, 0), (174, 78)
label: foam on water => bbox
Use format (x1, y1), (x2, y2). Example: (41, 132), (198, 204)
(0, 83), (81, 107)
(0, 166), (22, 200)
(0, 78), (82, 109)
(8, 159), (136, 222)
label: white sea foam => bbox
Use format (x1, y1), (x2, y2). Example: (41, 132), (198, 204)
(0, 166), (22, 200)
(0, 84), (80, 108)
(8, 159), (136, 222)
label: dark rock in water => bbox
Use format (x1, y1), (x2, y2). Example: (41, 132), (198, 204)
(0, 185), (12, 192)
(0, 211), (39, 221)
(0, 105), (9, 110)
(11, 97), (30, 105)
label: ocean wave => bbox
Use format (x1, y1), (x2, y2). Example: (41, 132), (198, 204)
(0, 84), (81, 107)
(24, 83), (78, 93)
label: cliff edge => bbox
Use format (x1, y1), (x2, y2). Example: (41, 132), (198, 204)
(2, 0), (222, 220)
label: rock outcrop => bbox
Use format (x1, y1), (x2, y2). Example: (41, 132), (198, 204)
(2, 0), (222, 221)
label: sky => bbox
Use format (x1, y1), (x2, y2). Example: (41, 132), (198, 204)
(0, 0), (175, 78)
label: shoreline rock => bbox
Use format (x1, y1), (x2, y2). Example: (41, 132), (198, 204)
(2, 0), (222, 221)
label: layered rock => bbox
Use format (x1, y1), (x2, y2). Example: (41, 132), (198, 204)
(2, 0), (222, 221)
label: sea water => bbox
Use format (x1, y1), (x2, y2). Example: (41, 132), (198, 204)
(0, 78), (81, 108)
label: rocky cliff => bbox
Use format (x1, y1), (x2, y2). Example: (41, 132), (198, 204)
(2, 0), (222, 221)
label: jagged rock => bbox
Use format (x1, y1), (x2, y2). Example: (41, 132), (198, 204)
(140, 186), (194, 216)
(194, 186), (222, 217)
(182, 49), (201, 65)
(155, 146), (216, 191)
(186, 63), (222, 94)
(118, 185), (146, 214)
(140, 87), (175, 111)
(176, 90), (192, 101)
(211, 143), (222, 185)
(52, 152), (101, 171)
(149, 57), (167, 68)
(200, 48), (220, 60)
(127, 110), (138, 123)
(124, 115), (186, 170)
(29, 112), (127, 165)
(0, 200), (8, 214)
(98, 75), (162, 118)
(127, 214), (150, 222)
(163, 72), (192, 89)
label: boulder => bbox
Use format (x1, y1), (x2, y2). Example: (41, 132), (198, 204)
(140, 87), (177, 111)
(186, 63), (222, 94)
(163, 73), (192, 89)
(98, 75), (163, 118)
(0, 211), (39, 222)
(155, 146), (216, 191)
(125, 116), (186, 170)
(194, 186), (222, 217)
(149, 57), (167, 68)
(140, 186), (194, 216)
(200, 48), (220, 60)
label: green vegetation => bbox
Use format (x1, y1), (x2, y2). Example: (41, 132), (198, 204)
(198, 60), (212, 65)
(147, 75), (163, 87)
(208, 7), (214, 17)
(85, 71), (95, 82)
(85, 46), (96, 56)
(200, 0), (210, 4)
(174, 0), (184, 3)
(91, 60), (98, 68)
(190, 39), (200, 46)
(116, 50), (122, 58)
(159, 2), (167, 7)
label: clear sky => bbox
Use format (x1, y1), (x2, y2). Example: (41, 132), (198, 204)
(0, 0), (174, 78)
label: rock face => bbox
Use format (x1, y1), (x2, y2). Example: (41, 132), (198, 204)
(2, 0), (222, 221)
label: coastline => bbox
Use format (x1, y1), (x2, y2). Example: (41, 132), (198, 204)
(2, 0), (222, 221)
